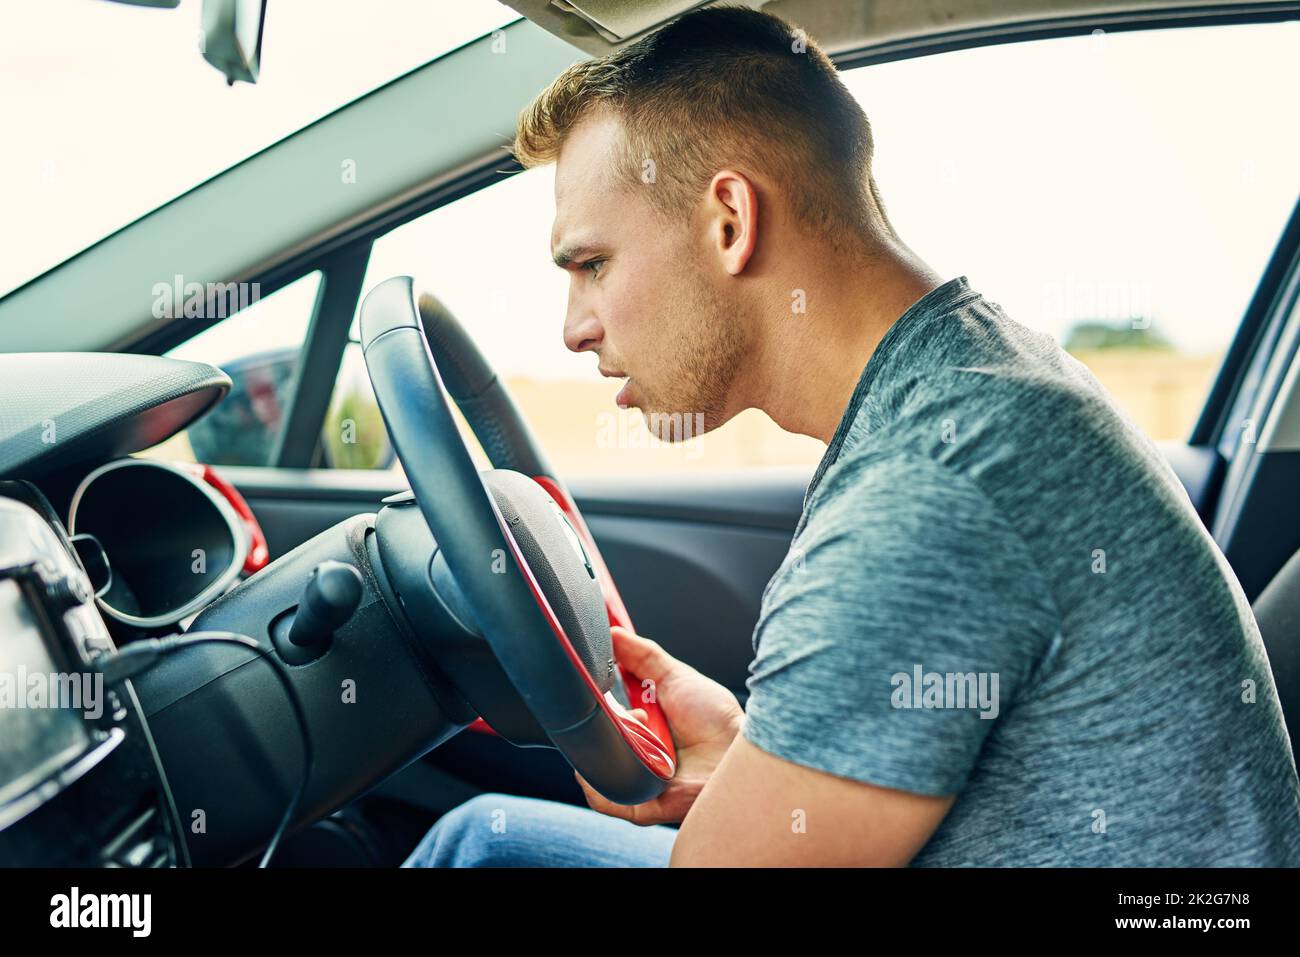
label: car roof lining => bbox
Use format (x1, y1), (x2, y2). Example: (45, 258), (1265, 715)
(498, 0), (1284, 55)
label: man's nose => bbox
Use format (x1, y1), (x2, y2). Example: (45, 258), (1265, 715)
(563, 301), (603, 355)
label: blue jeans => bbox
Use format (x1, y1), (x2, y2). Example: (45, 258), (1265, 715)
(402, 793), (678, 867)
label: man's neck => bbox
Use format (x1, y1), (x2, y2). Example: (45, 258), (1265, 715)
(734, 240), (945, 444)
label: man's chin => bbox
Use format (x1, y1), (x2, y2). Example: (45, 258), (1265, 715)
(614, 380), (722, 442)
(636, 406), (710, 444)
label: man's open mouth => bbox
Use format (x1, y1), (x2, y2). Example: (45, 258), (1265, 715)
(600, 367), (634, 408)
(615, 377), (634, 409)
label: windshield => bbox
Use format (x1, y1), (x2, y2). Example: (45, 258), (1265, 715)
(0, 0), (518, 299)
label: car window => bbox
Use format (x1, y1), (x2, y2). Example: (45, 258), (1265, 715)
(0, 1), (518, 299)
(848, 22), (1300, 447)
(139, 272), (323, 467)
(324, 341), (404, 471)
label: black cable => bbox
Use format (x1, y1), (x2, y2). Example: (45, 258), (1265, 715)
(96, 630), (313, 869)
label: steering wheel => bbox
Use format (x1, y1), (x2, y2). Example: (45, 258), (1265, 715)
(358, 276), (675, 804)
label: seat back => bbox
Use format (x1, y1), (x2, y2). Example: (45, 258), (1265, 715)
(1253, 550), (1300, 767)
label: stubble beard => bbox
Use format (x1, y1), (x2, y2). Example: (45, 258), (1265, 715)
(635, 266), (751, 443)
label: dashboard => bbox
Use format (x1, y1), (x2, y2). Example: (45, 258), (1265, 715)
(68, 459), (252, 630)
(0, 352), (258, 639)
(0, 352), (229, 480)
(0, 350), (464, 868)
(0, 481), (186, 866)
(0, 352), (273, 864)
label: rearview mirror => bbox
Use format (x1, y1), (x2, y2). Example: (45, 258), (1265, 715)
(200, 0), (267, 85)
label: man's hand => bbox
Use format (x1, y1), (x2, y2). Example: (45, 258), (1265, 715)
(576, 626), (744, 825)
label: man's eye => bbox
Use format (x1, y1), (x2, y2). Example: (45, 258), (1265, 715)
(584, 259), (606, 276)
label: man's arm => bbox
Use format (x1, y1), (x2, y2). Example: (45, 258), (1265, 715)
(578, 454), (1056, 863)
(576, 628), (955, 866)
(670, 733), (955, 867)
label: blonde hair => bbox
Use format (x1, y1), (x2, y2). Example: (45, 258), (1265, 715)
(514, 5), (892, 246)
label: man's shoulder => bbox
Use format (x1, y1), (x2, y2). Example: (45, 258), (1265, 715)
(845, 296), (1120, 459)
(808, 447), (986, 519)
(784, 449), (1057, 625)
(830, 294), (1154, 524)
(794, 290), (1149, 605)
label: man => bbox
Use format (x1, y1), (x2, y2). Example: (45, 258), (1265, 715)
(406, 6), (1300, 866)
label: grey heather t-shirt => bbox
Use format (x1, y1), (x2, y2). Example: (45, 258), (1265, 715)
(742, 275), (1300, 866)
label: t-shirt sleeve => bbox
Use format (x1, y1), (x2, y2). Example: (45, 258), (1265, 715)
(743, 451), (1058, 796)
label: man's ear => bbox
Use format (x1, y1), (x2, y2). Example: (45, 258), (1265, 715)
(707, 169), (759, 276)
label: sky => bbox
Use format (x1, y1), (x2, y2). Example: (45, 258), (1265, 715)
(3, 3), (1299, 378)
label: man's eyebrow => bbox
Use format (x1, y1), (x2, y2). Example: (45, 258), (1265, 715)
(552, 243), (601, 269)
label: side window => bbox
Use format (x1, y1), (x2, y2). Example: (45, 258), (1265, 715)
(327, 22), (1299, 474)
(139, 272), (322, 466)
(323, 339), (399, 470)
(846, 23), (1300, 441)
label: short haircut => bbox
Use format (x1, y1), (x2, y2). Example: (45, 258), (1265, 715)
(513, 5), (892, 247)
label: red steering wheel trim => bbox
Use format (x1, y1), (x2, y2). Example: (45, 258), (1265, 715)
(464, 474), (677, 780)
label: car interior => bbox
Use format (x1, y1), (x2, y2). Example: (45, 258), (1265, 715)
(1, 0), (1299, 868)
